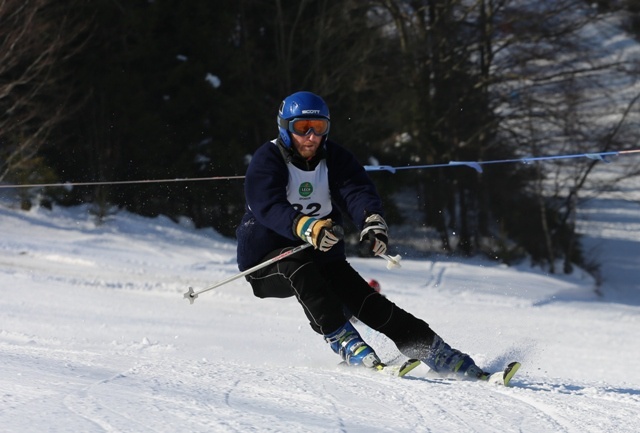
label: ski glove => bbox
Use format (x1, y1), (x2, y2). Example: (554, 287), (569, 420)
(359, 214), (388, 256)
(295, 216), (342, 252)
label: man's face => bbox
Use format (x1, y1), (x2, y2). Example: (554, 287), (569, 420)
(291, 132), (323, 159)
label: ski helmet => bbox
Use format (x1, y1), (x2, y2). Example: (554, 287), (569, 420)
(277, 91), (330, 147)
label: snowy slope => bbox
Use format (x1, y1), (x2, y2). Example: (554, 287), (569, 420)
(1, 197), (639, 433)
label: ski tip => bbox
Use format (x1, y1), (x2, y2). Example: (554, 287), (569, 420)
(398, 358), (421, 377)
(503, 361), (521, 386)
(485, 361), (521, 386)
(375, 358), (421, 377)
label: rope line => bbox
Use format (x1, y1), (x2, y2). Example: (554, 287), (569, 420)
(1, 149), (639, 189)
(364, 149), (640, 174)
(0, 175), (245, 189)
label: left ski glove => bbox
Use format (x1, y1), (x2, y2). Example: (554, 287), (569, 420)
(359, 214), (388, 256)
(295, 216), (342, 252)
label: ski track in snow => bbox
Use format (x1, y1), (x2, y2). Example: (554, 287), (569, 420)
(5, 334), (639, 433)
(2, 191), (640, 432)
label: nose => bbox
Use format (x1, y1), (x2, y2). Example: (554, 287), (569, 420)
(307, 131), (322, 141)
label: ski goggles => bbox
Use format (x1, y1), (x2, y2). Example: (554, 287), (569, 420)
(286, 117), (330, 136)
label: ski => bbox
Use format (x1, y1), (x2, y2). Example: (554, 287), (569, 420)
(424, 361), (521, 386)
(374, 358), (421, 378)
(342, 359), (520, 385)
(484, 361), (521, 386)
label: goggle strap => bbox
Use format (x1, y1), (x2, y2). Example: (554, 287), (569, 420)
(277, 116), (289, 129)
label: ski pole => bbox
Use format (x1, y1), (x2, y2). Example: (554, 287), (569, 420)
(380, 253), (402, 269)
(184, 225), (345, 304)
(184, 243), (312, 304)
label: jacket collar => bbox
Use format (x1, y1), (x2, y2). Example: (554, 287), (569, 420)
(276, 137), (326, 171)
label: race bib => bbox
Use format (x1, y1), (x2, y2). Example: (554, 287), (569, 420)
(286, 161), (332, 218)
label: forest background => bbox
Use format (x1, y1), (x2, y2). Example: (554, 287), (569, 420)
(2, 0), (640, 279)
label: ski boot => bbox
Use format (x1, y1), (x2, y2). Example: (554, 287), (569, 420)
(423, 334), (485, 380)
(324, 321), (381, 368)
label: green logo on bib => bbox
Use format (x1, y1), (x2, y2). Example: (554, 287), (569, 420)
(299, 182), (313, 197)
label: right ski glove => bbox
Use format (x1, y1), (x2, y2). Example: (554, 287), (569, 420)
(295, 216), (342, 252)
(359, 214), (388, 256)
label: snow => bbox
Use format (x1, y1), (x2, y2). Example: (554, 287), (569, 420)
(1, 184), (639, 432)
(205, 73), (221, 89)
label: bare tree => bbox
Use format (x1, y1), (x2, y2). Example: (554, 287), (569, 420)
(491, 0), (640, 270)
(0, 0), (87, 197)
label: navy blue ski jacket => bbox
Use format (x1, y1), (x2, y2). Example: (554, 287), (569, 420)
(236, 138), (384, 271)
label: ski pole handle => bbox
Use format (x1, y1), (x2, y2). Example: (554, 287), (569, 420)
(330, 224), (344, 240)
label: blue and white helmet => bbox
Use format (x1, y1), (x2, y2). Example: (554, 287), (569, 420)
(277, 91), (330, 147)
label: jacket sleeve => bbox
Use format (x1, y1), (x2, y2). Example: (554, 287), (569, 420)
(244, 142), (300, 240)
(326, 141), (385, 229)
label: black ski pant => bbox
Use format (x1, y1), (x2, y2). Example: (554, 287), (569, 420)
(246, 247), (436, 359)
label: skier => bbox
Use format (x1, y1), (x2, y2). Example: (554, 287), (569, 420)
(235, 91), (486, 379)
